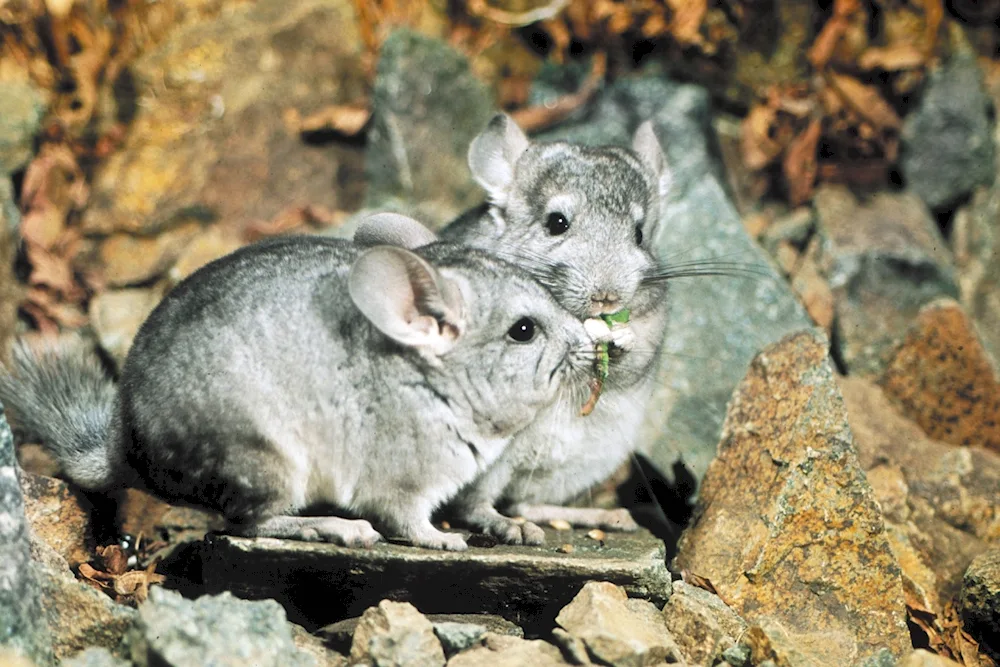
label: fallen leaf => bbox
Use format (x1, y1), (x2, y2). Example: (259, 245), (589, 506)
(858, 43), (925, 71)
(826, 73), (901, 131)
(680, 569), (719, 595)
(666, 0), (706, 47)
(741, 103), (784, 170)
(296, 104), (371, 138)
(783, 118), (822, 206)
(808, 0), (860, 70)
(112, 561), (166, 604)
(96, 544), (129, 575)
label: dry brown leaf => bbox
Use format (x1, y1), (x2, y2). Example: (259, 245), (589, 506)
(296, 104), (371, 138)
(25, 245), (75, 296)
(244, 205), (342, 242)
(96, 544), (129, 575)
(783, 118), (822, 206)
(680, 569), (719, 595)
(923, 0), (943, 56)
(808, 0), (860, 69)
(666, 0), (706, 47)
(113, 561), (166, 604)
(858, 43), (925, 71)
(826, 73), (901, 131)
(741, 104), (784, 171)
(511, 52), (606, 133)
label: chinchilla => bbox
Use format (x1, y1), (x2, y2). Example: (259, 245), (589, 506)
(0, 214), (594, 551)
(362, 115), (674, 544)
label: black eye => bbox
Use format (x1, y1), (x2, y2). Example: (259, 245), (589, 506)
(635, 224), (643, 245)
(507, 317), (536, 342)
(545, 212), (570, 236)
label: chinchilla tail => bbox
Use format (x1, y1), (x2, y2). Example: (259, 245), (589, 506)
(0, 339), (122, 491)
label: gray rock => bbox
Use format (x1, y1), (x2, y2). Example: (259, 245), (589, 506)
(539, 72), (811, 483)
(201, 528), (671, 633)
(349, 600), (445, 667)
(900, 50), (995, 210)
(0, 407), (53, 665)
(661, 581), (747, 666)
(961, 548), (1000, 661)
(720, 644), (751, 667)
(60, 647), (132, 667)
(132, 587), (316, 667)
(0, 78), (45, 176)
(365, 29), (495, 226)
(555, 581), (682, 666)
(432, 622), (485, 658)
(319, 612), (520, 656)
(813, 186), (959, 376)
(447, 633), (569, 666)
(1, 177), (19, 232)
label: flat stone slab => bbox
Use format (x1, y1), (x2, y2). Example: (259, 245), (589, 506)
(201, 528), (672, 633)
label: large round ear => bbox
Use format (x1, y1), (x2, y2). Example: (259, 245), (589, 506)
(632, 121), (673, 199)
(348, 246), (465, 357)
(468, 113), (530, 207)
(354, 212), (438, 249)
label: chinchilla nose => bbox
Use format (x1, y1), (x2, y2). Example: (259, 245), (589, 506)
(589, 291), (621, 316)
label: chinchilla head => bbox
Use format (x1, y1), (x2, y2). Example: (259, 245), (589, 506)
(467, 114), (672, 320)
(348, 241), (594, 438)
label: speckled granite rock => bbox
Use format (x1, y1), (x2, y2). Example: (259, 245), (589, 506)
(675, 330), (910, 666)
(878, 298), (1000, 453)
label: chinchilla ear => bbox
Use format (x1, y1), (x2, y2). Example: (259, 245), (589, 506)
(354, 212), (438, 250)
(349, 246), (465, 357)
(632, 121), (672, 199)
(468, 113), (530, 206)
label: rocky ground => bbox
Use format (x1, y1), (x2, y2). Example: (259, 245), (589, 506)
(0, 1), (999, 666)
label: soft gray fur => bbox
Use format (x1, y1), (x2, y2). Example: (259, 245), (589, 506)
(440, 114), (673, 544)
(0, 227), (594, 551)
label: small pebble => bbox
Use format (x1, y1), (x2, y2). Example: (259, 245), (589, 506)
(549, 519), (572, 531)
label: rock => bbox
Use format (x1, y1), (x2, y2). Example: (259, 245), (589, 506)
(29, 533), (136, 663)
(319, 613), (522, 655)
(349, 600), (445, 667)
(288, 623), (348, 667)
(89, 288), (164, 367)
(95, 222), (202, 287)
(841, 375), (1000, 607)
(661, 581), (747, 666)
(759, 208), (815, 258)
(201, 527), (672, 633)
(131, 587), (316, 667)
(365, 30), (495, 225)
(674, 330), (911, 665)
(900, 49), (995, 211)
(166, 226), (244, 284)
(721, 644), (752, 667)
(60, 647), (132, 667)
(432, 622), (486, 658)
(0, 179), (23, 356)
(961, 548), (1000, 661)
(446, 633), (569, 667)
(20, 471), (92, 568)
(878, 299), (1000, 453)
(0, 76), (46, 175)
(0, 407), (53, 665)
(814, 185), (959, 376)
(896, 650), (964, 667)
(81, 0), (367, 237)
(554, 581), (682, 666)
(536, 71), (811, 484)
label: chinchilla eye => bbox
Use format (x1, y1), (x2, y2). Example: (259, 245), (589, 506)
(635, 224), (644, 246)
(545, 212), (570, 236)
(507, 317), (536, 342)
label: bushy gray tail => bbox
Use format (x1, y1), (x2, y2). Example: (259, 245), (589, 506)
(0, 339), (120, 490)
